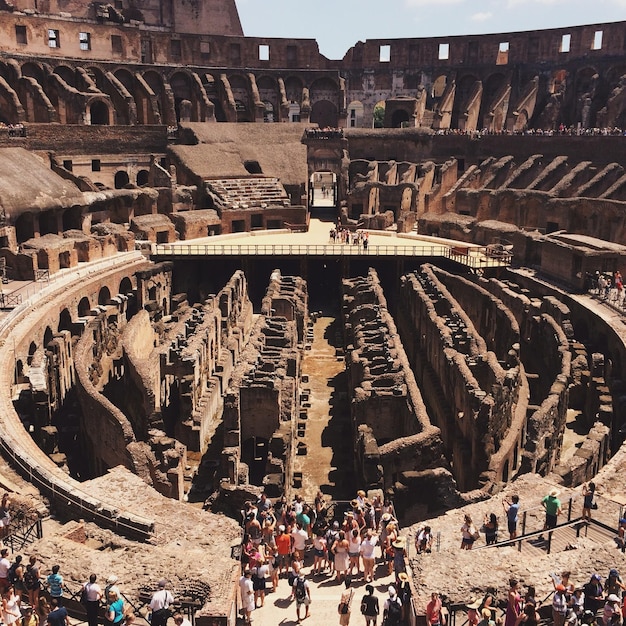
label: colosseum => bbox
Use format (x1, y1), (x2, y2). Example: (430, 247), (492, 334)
(0, 0), (626, 624)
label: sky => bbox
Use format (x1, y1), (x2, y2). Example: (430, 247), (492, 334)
(235, 0), (626, 60)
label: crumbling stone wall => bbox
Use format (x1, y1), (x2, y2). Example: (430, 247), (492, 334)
(342, 268), (444, 492)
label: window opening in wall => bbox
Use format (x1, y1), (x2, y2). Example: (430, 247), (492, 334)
(497, 41), (509, 64)
(379, 45), (391, 63)
(560, 33), (571, 53)
(141, 38), (152, 63)
(259, 44), (270, 61)
(111, 35), (122, 55)
(171, 39), (181, 60)
(63, 159), (72, 171)
(91, 159), (101, 172)
(592, 30), (603, 50)
(15, 25), (27, 45)
(438, 43), (449, 60)
(79, 32), (91, 51)
(200, 41), (210, 58)
(48, 29), (60, 48)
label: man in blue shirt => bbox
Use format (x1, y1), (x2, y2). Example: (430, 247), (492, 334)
(47, 598), (69, 626)
(47, 564), (64, 604)
(503, 495), (520, 540)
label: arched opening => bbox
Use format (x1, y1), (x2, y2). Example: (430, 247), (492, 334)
(257, 76), (279, 122)
(310, 100), (338, 128)
(39, 210), (58, 236)
(228, 75), (251, 122)
(136, 170), (149, 186)
(78, 296), (91, 317)
(119, 277), (133, 295)
(263, 101), (274, 123)
(90, 100), (109, 125)
(309, 171), (337, 209)
(62, 206), (83, 231)
(27, 341), (37, 366)
(170, 71), (194, 122)
(58, 308), (73, 333)
(373, 100), (386, 128)
(53, 65), (76, 88)
(98, 286), (111, 305)
(478, 73), (506, 131)
(391, 109), (410, 128)
(15, 212), (35, 244)
(288, 101), (301, 123)
(43, 326), (53, 349)
(502, 458), (510, 483)
(115, 171), (129, 189)
(451, 74), (479, 129)
(432, 74), (447, 99)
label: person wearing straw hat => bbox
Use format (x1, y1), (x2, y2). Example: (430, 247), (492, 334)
(391, 537), (406, 580)
(466, 598), (482, 626)
(541, 488), (562, 530)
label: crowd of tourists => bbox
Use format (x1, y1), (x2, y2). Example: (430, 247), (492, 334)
(434, 126), (626, 137)
(0, 548), (179, 626)
(329, 228), (369, 248)
(238, 490), (416, 625)
(0, 123), (26, 138)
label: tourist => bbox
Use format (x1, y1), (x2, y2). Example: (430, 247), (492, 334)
(617, 518), (626, 552)
(105, 589), (125, 626)
(348, 528), (362, 577)
(383, 586), (402, 626)
(415, 526), (434, 553)
(552, 584), (568, 626)
(1, 585), (21, 626)
(605, 569), (625, 599)
(173, 613), (192, 626)
(276, 525), (292, 576)
(24, 556), (41, 609)
(81, 574), (102, 626)
(384, 522), (398, 574)
(426, 591), (443, 626)
(397, 572), (412, 622)
(291, 523), (308, 563)
(331, 531), (350, 583)
(570, 587), (585, 621)
(0, 493), (10, 538)
(360, 529), (378, 583)
(246, 513), (262, 547)
(460, 514), (479, 550)
(312, 529), (328, 575)
(46, 598), (69, 626)
(46, 564), (63, 605)
(148, 579), (174, 626)
(338, 577), (355, 626)
(392, 536), (406, 579)
(515, 604), (538, 626)
(505, 579), (522, 626)
(482, 513), (498, 545)
(104, 575), (121, 602)
(542, 488), (562, 531)
(467, 597), (482, 626)
(552, 571), (575, 594)
(22, 604), (38, 626)
(603, 595), (621, 626)
(582, 482), (597, 520)
(251, 557), (269, 608)
(360, 584), (379, 626)
(238, 570), (254, 625)
(503, 495), (520, 540)
(583, 574), (604, 614)
(524, 585), (537, 608)
(0, 549), (10, 593)
(8, 555), (24, 600)
(293, 569), (311, 623)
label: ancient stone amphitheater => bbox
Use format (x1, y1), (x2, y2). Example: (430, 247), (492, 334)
(1, 1), (626, 623)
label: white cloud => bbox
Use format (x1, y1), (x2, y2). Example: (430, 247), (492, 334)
(471, 11), (493, 21)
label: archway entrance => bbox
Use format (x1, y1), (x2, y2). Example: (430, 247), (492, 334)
(90, 101), (110, 125)
(309, 171), (337, 210)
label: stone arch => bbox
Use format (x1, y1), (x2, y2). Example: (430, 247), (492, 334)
(114, 68), (145, 124)
(27, 341), (37, 365)
(78, 296), (91, 317)
(391, 109), (410, 128)
(88, 98), (111, 125)
(98, 286), (111, 305)
(137, 170), (149, 186)
(58, 307), (73, 333)
(347, 100), (364, 128)
(432, 74), (447, 99)
(0, 84), (21, 124)
(228, 74), (251, 122)
(43, 325), (53, 349)
(39, 210), (58, 236)
(451, 73), (479, 129)
(169, 70), (195, 122)
(119, 276), (133, 295)
(0, 61), (19, 84)
(571, 65), (601, 127)
(62, 206), (83, 231)
(257, 75), (280, 122)
(284, 76), (304, 105)
(143, 70), (170, 125)
(479, 72), (506, 130)
(15, 212), (35, 244)
(53, 65), (77, 88)
(310, 100), (338, 128)
(115, 170), (130, 189)
(309, 77), (340, 110)
(20, 62), (45, 85)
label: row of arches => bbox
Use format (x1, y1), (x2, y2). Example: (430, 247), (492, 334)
(0, 59), (345, 127)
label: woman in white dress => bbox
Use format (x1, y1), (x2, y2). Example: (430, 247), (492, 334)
(2, 585), (21, 626)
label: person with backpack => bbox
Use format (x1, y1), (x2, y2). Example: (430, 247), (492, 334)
(7, 556), (24, 600)
(360, 585), (379, 626)
(338, 577), (354, 626)
(383, 586), (402, 626)
(292, 571), (311, 622)
(24, 556), (40, 610)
